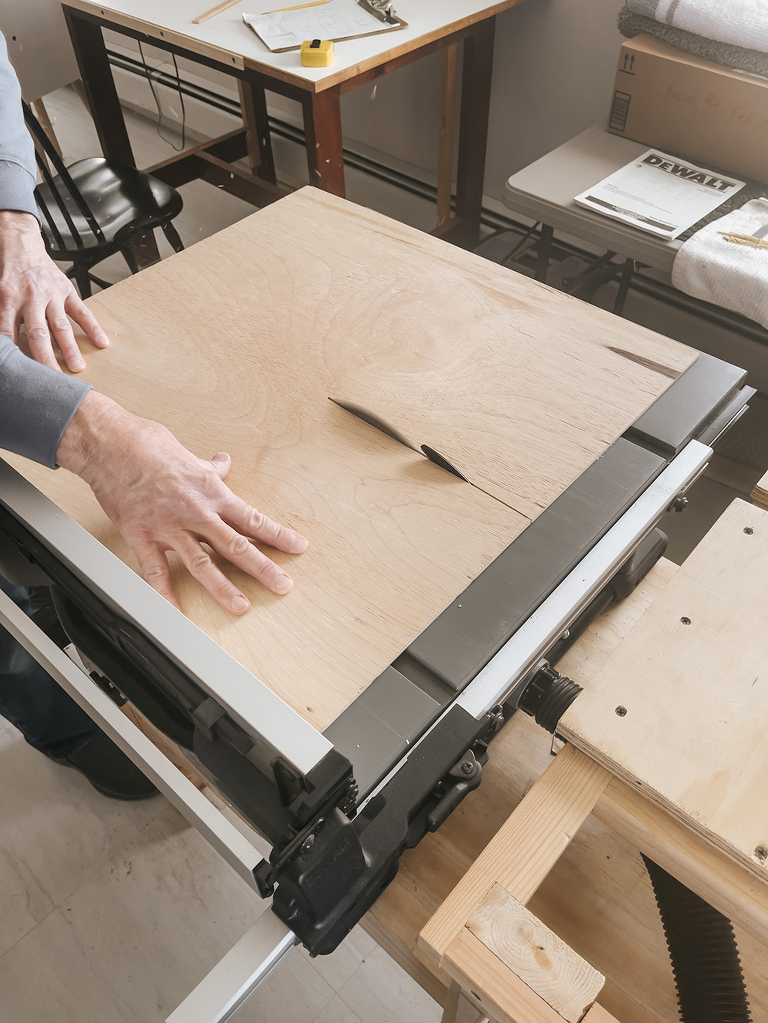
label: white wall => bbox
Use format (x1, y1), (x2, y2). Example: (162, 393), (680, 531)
(330, 0), (626, 202)
(485, 0), (626, 199)
(0, 0), (79, 101)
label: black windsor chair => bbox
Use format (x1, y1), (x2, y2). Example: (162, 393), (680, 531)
(22, 101), (185, 297)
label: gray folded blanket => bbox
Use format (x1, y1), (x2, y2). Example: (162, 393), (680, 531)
(618, 6), (768, 78)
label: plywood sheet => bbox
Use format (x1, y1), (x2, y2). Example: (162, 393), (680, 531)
(7, 188), (691, 731)
(561, 498), (768, 880)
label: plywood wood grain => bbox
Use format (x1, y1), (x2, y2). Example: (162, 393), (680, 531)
(8, 207), (525, 731)
(261, 191), (693, 517)
(561, 498), (768, 881)
(6, 188), (690, 731)
(751, 469), (768, 510)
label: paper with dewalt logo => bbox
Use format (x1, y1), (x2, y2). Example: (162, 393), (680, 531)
(575, 149), (745, 239)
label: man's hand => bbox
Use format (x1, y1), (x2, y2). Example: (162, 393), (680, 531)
(57, 392), (308, 613)
(0, 211), (109, 372)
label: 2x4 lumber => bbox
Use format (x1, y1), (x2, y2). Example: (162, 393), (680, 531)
(418, 744), (611, 968)
(581, 1006), (620, 1023)
(467, 884), (604, 1023)
(444, 929), (581, 1023)
(440, 982), (489, 1023)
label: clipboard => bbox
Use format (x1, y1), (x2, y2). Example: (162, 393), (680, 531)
(243, 0), (407, 53)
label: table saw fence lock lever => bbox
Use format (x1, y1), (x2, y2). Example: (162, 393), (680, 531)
(426, 744), (487, 832)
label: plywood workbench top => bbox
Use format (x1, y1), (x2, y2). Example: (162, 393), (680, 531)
(7, 188), (695, 730)
(561, 498), (768, 883)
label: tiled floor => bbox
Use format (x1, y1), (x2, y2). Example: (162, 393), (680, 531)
(4, 83), (768, 1023)
(0, 702), (440, 1023)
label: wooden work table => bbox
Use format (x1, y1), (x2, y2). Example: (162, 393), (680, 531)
(61, 0), (531, 243)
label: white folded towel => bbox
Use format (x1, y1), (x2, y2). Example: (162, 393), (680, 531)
(627, 0), (768, 53)
(671, 198), (768, 329)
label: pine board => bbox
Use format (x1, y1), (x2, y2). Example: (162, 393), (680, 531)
(7, 188), (692, 730)
(561, 498), (768, 881)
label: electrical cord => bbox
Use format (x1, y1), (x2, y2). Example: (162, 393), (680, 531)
(137, 41), (187, 152)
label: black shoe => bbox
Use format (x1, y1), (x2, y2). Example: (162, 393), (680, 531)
(62, 730), (159, 800)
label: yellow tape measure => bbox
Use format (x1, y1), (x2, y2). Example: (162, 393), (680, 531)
(301, 38), (334, 66)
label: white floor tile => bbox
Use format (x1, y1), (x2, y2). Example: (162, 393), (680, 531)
(0, 908), (135, 1023)
(55, 804), (267, 1020)
(302, 924), (378, 993)
(0, 732), (166, 909)
(313, 993), (365, 1023)
(0, 844), (54, 959)
(234, 942), (336, 1023)
(338, 945), (442, 1023)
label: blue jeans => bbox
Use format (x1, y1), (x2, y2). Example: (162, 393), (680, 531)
(0, 576), (98, 760)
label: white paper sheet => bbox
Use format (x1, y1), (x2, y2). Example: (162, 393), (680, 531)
(574, 150), (745, 240)
(243, 0), (402, 52)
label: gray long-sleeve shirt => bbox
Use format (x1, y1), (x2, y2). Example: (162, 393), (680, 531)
(0, 32), (39, 221)
(0, 32), (91, 468)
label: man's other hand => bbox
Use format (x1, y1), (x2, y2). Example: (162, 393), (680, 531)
(57, 392), (308, 613)
(0, 211), (109, 372)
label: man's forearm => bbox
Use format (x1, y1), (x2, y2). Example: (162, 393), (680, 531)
(0, 332), (91, 467)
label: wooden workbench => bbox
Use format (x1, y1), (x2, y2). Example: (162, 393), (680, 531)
(408, 498), (768, 1022)
(62, 0), (531, 242)
(5, 187), (693, 734)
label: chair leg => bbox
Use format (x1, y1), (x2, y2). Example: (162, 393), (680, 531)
(161, 222), (185, 253)
(121, 245), (141, 275)
(536, 224), (554, 283)
(72, 262), (92, 299)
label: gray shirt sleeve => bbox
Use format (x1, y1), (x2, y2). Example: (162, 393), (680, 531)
(0, 32), (39, 220)
(0, 334), (92, 468)
(0, 36), (84, 467)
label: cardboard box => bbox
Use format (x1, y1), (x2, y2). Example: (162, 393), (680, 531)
(608, 35), (768, 185)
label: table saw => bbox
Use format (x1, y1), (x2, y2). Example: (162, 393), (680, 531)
(0, 188), (753, 1021)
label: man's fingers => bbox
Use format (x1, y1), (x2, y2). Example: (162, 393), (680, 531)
(175, 533), (254, 613)
(22, 303), (60, 371)
(209, 451), (232, 480)
(64, 291), (110, 349)
(222, 495), (308, 554)
(0, 309), (16, 343)
(134, 543), (181, 610)
(212, 520), (294, 595)
(46, 300), (86, 372)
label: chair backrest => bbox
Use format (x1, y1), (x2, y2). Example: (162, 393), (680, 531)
(22, 100), (106, 249)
